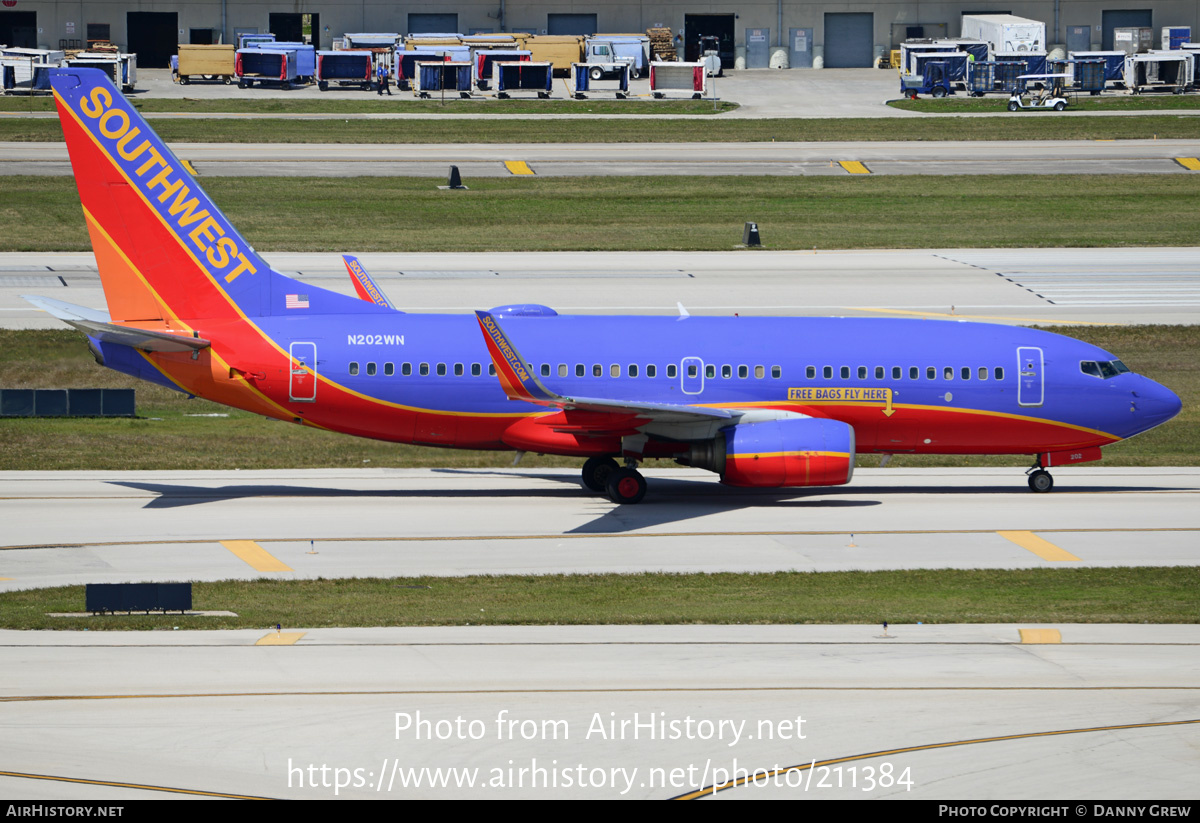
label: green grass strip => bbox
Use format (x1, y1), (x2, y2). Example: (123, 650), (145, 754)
(3, 114), (1199, 143)
(2, 568), (1196, 629)
(4, 175), (1200, 253)
(0, 325), (1194, 471)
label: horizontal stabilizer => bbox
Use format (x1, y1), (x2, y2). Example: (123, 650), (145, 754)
(22, 295), (211, 353)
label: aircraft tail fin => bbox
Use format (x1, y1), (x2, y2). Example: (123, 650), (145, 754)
(51, 68), (388, 325)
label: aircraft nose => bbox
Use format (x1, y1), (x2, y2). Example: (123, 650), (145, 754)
(1133, 378), (1182, 429)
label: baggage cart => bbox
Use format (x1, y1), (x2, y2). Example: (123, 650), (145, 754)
(316, 50), (373, 90)
(649, 61), (706, 98)
(173, 44), (235, 85)
(235, 48), (298, 89)
(414, 61), (472, 98)
(493, 60), (553, 98)
(571, 62), (631, 98)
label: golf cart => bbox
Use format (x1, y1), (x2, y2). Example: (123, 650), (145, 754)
(1007, 73), (1071, 111)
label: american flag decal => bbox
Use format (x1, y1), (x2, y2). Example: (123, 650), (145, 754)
(286, 294), (310, 309)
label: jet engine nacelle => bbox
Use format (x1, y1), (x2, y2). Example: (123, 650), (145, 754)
(687, 418), (855, 488)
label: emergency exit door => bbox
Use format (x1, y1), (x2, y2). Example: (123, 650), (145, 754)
(1017, 347), (1043, 407)
(290, 342), (317, 402)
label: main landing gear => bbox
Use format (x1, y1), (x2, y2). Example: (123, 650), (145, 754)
(1026, 459), (1054, 493)
(581, 456), (647, 504)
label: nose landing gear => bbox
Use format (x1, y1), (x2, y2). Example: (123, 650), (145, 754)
(1026, 459), (1054, 493)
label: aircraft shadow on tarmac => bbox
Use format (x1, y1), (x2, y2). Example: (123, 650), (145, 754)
(107, 473), (1176, 534)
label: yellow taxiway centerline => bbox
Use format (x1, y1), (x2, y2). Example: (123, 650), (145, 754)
(220, 540), (292, 572)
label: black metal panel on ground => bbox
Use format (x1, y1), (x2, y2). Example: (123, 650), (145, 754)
(1102, 9), (1153, 50)
(127, 11), (178, 69)
(101, 389), (136, 417)
(68, 388), (103, 416)
(0, 389), (34, 417)
(86, 583), (193, 613)
(409, 14), (459, 35)
(35, 389), (68, 416)
(825, 12), (875, 68)
(548, 14), (598, 36)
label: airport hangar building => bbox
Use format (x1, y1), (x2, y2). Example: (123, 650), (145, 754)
(2, 1), (1199, 69)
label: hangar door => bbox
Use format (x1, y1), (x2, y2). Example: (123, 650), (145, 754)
(409, 14), (459, 34)
(824, 13), (874, 68)
(548, 14), (597, 36)
(1101, 9), (1152, 50)
(127, 12), (177, 68)
(1, 12), (38, 49)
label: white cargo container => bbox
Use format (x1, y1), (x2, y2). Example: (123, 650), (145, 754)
(1124, 51), (1193, 92)
(960, 15), (1045, 55)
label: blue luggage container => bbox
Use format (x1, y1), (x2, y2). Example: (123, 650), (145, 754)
(397, 51), (447, 89)
(494, 61), (552, 98)
(316, 50), (374, 90)
(415, 61), (473, 97)
(236, 48), (298, 88)
(259, 41), (316, 81)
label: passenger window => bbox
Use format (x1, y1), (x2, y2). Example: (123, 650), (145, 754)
(875, 366), (884, 379)
(402, 362), (412, 376)
(739, 365), (748, 379)
(667, 364), (678, 378)
(593, 364), (602, 377)
(858, 366), (867, 379)
(471, 363), (481, 376)
(823, 366), (832, 379)
(349, 362), (359, 375)
(771, 366), (781, 379)
(576, 364), (585, 377)
(611, 364), (620, 377)
(961, 367), (970, 380)
(944, 367), (953, 380)
(755, 366), (765, 379)
(455, 363), (464, 376)
(558, 364), (567, 377)
(629, 364), (639, 378)
(541, 364), (550, 377)
(420, 363), (429, 376)
(927, 367), (936, 380)
(909, 367), (918, 380)
(687, 364), (698, 378)
(647, 365), (657, 378)
(489, 364), (496, 376)
(805, 366), (815, 379)
(994, 367), (1004, 380)
(366, 362), (377, 376)
(384, 363), (394, 376)
(977, 367), (987, 380)
(436, 363), (446, 376)
(892, 367), (901, 380)
(840, 366), (850, 379)
(721, 365), (732, 379)
(705, 364), (715, 379)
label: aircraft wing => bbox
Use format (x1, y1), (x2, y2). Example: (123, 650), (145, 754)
(22, 295), (212, 353)
(474, 310), (733, 424)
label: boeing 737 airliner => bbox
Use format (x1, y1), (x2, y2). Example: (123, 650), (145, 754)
(27, 68), (1182, 504)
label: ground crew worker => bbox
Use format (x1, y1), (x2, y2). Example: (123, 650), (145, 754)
(377, 61), (392, 96)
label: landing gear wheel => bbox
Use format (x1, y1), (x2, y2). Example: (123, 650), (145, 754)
(1028, 470), (1054, 493)
(581, 456), (619, 492)
(606, 467), (647, 504)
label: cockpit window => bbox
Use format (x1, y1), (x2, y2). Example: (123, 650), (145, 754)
(1081, 360), (1128, 379)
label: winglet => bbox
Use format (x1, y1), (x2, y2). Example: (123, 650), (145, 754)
(474, 311), (560, 404)
(342, 254), (398, 310)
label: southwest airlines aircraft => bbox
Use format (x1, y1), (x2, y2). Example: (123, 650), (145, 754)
(29, 68), (1182, 504)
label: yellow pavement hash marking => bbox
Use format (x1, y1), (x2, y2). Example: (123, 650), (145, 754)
(220, 540), (292, 572)
(997, 531), (1081, 562)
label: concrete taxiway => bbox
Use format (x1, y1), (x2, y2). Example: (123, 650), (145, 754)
(5, 138), (1200, 177)
(1, 623), (1198, 799)
(4, 247), (1199, 330)
(2, 467), (1198, 591)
